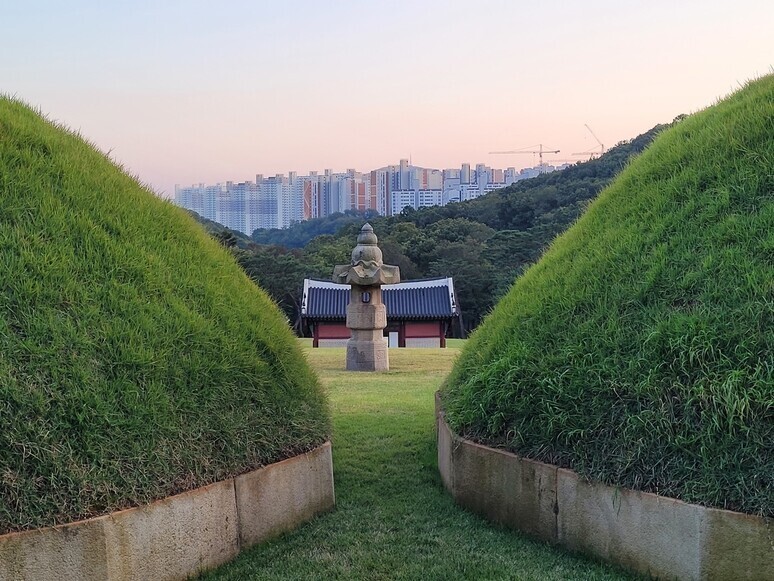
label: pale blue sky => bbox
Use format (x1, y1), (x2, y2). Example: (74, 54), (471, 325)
(2, 1), (772, 196)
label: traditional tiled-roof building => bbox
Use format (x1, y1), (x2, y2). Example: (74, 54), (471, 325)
(301, 277), (460, 347)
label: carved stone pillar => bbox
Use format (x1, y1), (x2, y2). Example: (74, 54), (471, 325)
(333, 224), (400, 371)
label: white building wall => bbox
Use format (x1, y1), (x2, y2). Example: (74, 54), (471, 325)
(390, 189), (443, 214)
(390, 190), (416, 215)
(427, 170), (443, 189)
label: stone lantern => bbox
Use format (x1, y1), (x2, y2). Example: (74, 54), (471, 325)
(333, 223), (400, 371)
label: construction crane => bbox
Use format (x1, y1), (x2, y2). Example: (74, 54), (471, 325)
(572, 124), (605, 158)
(489, 144), (560, 173)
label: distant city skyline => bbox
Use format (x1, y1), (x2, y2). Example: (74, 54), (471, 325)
(3, 1), (772, 198)
(174, 158), (572, 234)
(174, 156), (570, 193)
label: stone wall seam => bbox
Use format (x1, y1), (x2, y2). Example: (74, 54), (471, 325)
(552, 464), (559, 544)
(231, 476), (243, 552)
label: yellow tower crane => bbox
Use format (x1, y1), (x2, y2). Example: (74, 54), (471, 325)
(572, 124), (605, 158)
(489, 144), (561, 173)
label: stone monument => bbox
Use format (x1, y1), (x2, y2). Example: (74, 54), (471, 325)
(333, 223), (400, 371)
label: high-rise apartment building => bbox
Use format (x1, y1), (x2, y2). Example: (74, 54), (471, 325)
(175, 159), (570, 235)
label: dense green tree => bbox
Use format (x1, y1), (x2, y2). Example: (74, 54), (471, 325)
(379, 239), (423, 280)
(428, 241), (496, 334)
(251, 209), (379, 248)
(234, 246), (309, 328)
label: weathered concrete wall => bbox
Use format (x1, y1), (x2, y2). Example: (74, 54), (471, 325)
(700, 506), (774, 580)
(436, 395), (773, 581)
(0, 442), (334, 581)
(556, 467), (704, 579)
(453, 430), (558, 543)
(437, 408), (454, 494)
(236, 442), (335, 547)
(102, 478), (240, 580)
(0, 517), (109, 581)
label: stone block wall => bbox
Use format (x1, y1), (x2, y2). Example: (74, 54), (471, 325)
(0, 442), (335, 581)
(436, 394), (772, 580)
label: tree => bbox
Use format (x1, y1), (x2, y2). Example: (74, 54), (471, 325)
(235, 246), (308, 328)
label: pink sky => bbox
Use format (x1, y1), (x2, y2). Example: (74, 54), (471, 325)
(3, 0), (772, 197)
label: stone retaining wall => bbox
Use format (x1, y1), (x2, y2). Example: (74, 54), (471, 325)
(0, 442), (335, 581)
(436, 395), (772, 580)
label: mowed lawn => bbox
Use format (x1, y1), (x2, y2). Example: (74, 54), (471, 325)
(204, 344), (632, 580)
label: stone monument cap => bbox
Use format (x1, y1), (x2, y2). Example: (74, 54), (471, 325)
(351, 223), (382, 265)
(333, 223), (400, 287)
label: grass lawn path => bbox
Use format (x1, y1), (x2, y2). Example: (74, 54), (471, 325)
(204, 346), (632, 580)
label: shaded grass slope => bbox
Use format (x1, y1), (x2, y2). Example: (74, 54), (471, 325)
(0, 98), (329, 533)
(443, 76), (773, 516)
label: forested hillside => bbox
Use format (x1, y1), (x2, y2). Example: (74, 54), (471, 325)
(198, 120), (675, 332)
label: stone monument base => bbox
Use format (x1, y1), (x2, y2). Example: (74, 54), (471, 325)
(346, 338), (389, 372)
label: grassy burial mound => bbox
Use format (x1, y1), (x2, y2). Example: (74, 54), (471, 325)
(443, 75), (773, 516)
(0, 98), (330, 533)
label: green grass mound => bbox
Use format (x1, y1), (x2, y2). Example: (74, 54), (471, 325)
(443, 76), (773, 516)
(0, 98), (330, 533)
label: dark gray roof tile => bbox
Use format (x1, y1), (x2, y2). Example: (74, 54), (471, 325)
(302, 278), (458, 321)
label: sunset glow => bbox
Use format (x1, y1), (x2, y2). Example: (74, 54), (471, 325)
(3, 0), (772, 197)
